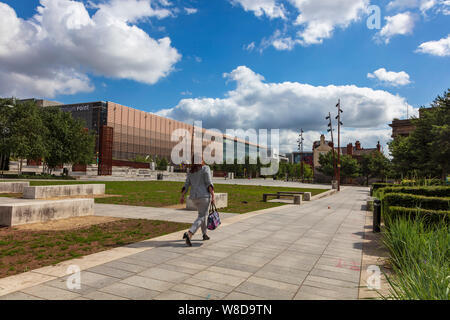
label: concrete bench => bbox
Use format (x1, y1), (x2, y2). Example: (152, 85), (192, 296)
(186, 193), (228, 211)
(23, 184), (105, 199)
(277, 191), (312, 201)
(0, 198), (94, 226)
(263, 193), (279, 202)
(0, 182), (30, 193)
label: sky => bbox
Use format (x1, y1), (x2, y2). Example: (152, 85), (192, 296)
(0, 0), (449, 154)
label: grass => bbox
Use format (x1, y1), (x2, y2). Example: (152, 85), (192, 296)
(0, 219), (190, 279)
(22, 180), (327, 213)
(382, 216), (450, 300)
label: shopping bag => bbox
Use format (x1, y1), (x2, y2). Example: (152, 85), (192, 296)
(207, 203), (221, 230)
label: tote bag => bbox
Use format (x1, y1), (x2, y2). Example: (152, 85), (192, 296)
(207, 203), (221, 230)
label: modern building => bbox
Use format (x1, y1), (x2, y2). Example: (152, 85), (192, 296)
(285, 152), (313, 166)
(41, 100), (267, 174)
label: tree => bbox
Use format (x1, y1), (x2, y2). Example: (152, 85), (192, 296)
(388, 89), (450, 180)
(40, 107), (95, 172)
(340, 154), (360, 180)
(317, 151), (335, 177)
(9, 100), (47, 174)
(318, 151), (360, 181)
(0, 99), (15, 173)
(360, 151), (392, 185)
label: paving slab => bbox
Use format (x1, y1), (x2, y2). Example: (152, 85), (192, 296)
(0, 186), (370, 300)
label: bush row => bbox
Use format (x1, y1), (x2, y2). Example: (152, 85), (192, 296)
(377, 186), (450, 199)
(385, 206), (450, 225)
(383, 193), (450, 211)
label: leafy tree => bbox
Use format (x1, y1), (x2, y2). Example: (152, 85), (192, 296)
(156, 157), (168, 171)
(40, 107), (95, 172)
(389, 89), (450, 180)
(360, 151), (392, 185)
(318, 151), (360, 181)
(340, 154), (360, 179)
(317, 151), (336, 178)
(9, 100), (47, 174)
(0, 99), (15, 172)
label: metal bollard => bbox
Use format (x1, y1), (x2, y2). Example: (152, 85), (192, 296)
(373, 199), (381, 233)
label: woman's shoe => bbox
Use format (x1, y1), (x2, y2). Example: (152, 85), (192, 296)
(183, 232), (192, 247)
(202, 234), (210, 241)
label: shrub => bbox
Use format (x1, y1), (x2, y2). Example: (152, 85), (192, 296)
(383, 193), (450, 211)
(372, 182), (395, 191)
(377, 186), (450, 199)
(385, 206), (450, 225)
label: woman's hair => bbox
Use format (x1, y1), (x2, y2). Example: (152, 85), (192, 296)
(189, 159), (205, 173)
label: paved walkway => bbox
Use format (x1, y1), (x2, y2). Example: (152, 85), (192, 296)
(94, 203), (239, 224)
(0, 187), (368, 300)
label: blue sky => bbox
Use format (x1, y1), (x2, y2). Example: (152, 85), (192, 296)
(0, 0), (449, 152)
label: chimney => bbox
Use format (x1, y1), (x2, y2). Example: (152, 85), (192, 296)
(355, 141), (361, 150)
(347, 143), (353, 156)
(377, 141), (381, 152)
(320, 134), (325, 146)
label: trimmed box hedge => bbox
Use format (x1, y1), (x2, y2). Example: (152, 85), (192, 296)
(384, 206), (450, 224)
(372, 183), (395, 191)
(383, 193), (450, 211)
(377, 186), (450, 199)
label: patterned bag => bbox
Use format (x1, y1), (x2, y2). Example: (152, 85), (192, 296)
(207, 203), (221, 230)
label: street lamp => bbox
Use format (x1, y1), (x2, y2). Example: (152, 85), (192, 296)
(297, 129), (304, 182)
(326, 112), (337, 183)
(335, 100), (343, 191)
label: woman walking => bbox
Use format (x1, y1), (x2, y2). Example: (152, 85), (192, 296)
(180, 162), (215, 246)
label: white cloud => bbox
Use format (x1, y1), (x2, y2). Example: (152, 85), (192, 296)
(244, 42), (256, 51)
(0, 0), (181, 98)
(289, 0), (369, 45)
(184, 7), (198, 15)
(416, 34), (450, 56)
(230, 0), (286, 19)
(367, 68), (412, 86)
(376, 12), (415, 44)
(158, 66), (410, 152)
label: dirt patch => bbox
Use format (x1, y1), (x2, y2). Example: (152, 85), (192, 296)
(14, 216), (123, 231)
(0, 218), (190, 279)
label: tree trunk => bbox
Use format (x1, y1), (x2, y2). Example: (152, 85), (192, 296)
(19, 158), (22, 175)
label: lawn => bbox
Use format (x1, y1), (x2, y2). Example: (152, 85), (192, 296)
(0, 219), (190, 279)
(26, 180), (328, 213)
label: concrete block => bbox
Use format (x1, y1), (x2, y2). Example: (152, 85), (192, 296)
(293, 195), (302, 205)
(0, 198), (94, 226)
(186, 193), (228, 210)
(23, 184), (105, 199)
(0, 182), (29, 193)
(304, 192), (312, 201)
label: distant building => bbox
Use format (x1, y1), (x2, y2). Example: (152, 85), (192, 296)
(18, 98), (62, 108)
(389, 107), (433, 138)
(389, 119), (415, 138)
(285, 152), (313, 166)
(312, 134), (381, 183)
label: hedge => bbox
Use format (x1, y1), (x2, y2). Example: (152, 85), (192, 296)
(377, 186), (450, 199)
(383, 193), (450, 211)
(384, 206), (450, 225)
(372, 183), (395, 191)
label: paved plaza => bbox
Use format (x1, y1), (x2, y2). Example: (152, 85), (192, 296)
(0, 187), (369, 300)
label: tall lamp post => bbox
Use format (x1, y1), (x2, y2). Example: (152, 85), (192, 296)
(326, 112), (337, 182)
(297, 129), (304, 182)
(335, 100), (343, 191)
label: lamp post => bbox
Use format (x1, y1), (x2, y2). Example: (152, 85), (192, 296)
(297, 129), (304, 182)
(335, 100), (343, 191)
(326, 112), (337, 182)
